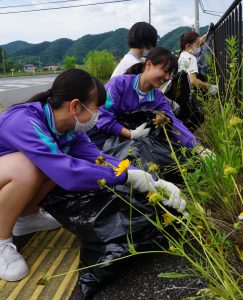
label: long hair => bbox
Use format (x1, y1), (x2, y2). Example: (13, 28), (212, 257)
(126, 47), (178, 75)
(24, 69), (106, 109)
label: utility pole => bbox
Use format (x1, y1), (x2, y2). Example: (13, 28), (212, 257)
(2, 49), (6, 77)
(194, 0), (200, 33)
(149, 0), (151, 24)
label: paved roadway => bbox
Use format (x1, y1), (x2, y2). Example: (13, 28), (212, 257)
(0, 74), (57, 107)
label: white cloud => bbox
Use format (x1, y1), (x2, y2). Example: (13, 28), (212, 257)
(0, 0), (234, 45)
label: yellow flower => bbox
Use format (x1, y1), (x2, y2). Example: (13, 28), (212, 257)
(229, 116), (243, 127)
(95, 156), (106, 165)
(114, 159), (131, 177)
(147, 191), (162, 206)
(163, 211), (175, 225)
(128, 148), (134, 155)
(97, 179), (106, 189)
(37, 273), (49, 285)
(238, 212), (243, 221)
(168, 245), (176, 253)
(153, 111), (170, 127)
(223, 165), (237, 177)
(147, 162), (159, 173)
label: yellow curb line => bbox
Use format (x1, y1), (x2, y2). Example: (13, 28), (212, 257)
(5, 228), (65, 300)
(29, 234), (76, 300)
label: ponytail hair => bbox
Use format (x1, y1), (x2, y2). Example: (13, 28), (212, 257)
(27, 89), (53, 104)
(21, 69), (106, 109)
(126, 47), (178, 76)
(180, 31), (200, 51)
(125, 62), (145, 75)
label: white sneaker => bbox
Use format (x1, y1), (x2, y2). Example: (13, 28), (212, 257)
(12, 210), (62, 236)
(0, 241), (29, 281)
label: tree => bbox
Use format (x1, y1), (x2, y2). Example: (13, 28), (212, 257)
(83, 50), (115, 82)
(63, 56), (76, 69)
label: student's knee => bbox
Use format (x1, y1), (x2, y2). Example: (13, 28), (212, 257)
(1, 152), (46, 187)
(16, 154), (46, 185)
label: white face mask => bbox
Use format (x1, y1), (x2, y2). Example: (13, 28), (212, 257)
(191, 46), (201, 56)
(74, 104), (99, 133)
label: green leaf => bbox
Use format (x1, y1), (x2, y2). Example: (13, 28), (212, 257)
(157, 272), (190, 279)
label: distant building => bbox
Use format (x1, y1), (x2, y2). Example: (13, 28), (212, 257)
(23, 64), (37, 72)
(43, 64), (60, 71)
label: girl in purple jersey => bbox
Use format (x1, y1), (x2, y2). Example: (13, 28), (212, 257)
(0, 68), (187, 282)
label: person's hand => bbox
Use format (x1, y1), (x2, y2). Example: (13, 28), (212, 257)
(126, 171), (187, 214)
(209, 84), (218, 96)
(199, 148), (216, 160)
(126, 170), (156, 193)
(154, 179), (187, 213)
(130, 122), (151, 139)
(171, 101), (181, 115)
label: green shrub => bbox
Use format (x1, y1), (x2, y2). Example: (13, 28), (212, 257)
(83, 50), (115, 82)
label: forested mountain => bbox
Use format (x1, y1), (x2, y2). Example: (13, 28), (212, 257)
(1, 41), (32, 54)
(0, 26), (209, 66)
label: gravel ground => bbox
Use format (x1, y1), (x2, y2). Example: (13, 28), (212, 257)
(70, 253), (207, 300)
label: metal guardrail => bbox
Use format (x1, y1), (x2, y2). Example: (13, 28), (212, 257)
(213, 0), (242, 101)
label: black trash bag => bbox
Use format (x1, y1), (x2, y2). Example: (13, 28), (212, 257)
(164, 71), (204, 132)
(41, 185), (173, 299)
(87, 125), (111, 150)
(100, 109), (190, 183)
(197, 23), (215, 82)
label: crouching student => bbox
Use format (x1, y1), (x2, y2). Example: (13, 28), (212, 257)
(97, 47), (213, 157)
(0, 69), (186, 282)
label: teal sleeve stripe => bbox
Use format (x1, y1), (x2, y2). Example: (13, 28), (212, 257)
(104, 91), (113, 110)
(32, 124), (58, 154)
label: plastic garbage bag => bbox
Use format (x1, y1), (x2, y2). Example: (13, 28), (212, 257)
(90, 109), (190, 183)
(197, 23), (215, 82)
(41, 184), (174, 299)
(164, 71), (204, 132)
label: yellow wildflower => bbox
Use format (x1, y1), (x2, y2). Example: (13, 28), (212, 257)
(95, 156), (106, 165)
(147, 190), (162, 206)
(153, 111), (170, 127)
(147, 162), (159, 173)
(238, 212), (243, 221)
(114, 159), (131, 177)
(229, 116), (243, 127)
(162, 211), (175, 225)
(37, 273), (49, 285)
(128, 148), (134, 155)
(168, 245), (176, 253)
(223, 165), (237, 177)
(97, 179), (106, 189)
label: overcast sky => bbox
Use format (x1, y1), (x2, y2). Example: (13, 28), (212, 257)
(0, 0), (234, 45)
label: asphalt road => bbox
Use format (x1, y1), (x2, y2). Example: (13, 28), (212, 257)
(0, 74), (57, 107)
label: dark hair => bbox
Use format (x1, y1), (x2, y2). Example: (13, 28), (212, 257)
(126, 47), (178, 75)
(26, 69), (106, 109)
(128, 22), (157, 49)
(180, 31), (200, 51)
